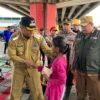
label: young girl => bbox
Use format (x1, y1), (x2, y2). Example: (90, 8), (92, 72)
(38, 36), (68, 100)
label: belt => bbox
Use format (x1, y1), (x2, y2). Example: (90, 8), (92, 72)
(76, 71), (100, 76)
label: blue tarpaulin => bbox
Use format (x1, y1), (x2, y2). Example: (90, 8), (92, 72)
(0, 31), (4, 35)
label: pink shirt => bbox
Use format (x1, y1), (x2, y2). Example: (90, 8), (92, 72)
(46, 55), (67, 100)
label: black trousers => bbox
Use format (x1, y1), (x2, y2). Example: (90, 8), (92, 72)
(4, 40), (9, 54)
(63, 71), (74, 100)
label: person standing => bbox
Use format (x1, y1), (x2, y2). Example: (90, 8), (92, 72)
(50, 26), (57, 39)
(8, 16), (54, 100)
(40, 28), (46, 66)
(58, 19), (76, 100)
(72, 19), (80, 34)
(40, 28), (47, 38)
(37, 36), (68, 100)
(74, 16), (100, 100)
(3, 26), (12, 54)
(46, 26), (58, 66)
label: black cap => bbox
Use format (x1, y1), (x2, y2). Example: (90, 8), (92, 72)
(20, 16), (36, 30)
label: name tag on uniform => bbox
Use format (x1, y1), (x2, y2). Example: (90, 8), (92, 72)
(13, 36), (19, 40)
(17, 45), (24, 47)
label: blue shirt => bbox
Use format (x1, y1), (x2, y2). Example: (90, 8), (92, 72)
(3, 30), (13, 41)
(43, 33), (48, 39)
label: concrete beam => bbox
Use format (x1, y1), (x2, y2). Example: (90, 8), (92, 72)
(79, 2), (100, 18)
(68, 6), (77, 19)
(29, 0), (52, 3)
(0, 5), (25, 16)
(20, 6), (30, 12)
(16, 0), (28, 2)
(29, 0), (43, 3)
(7, 4), (29, 16)
(0, 0), (29, 6)
(56, 0), (100, 8)
(59, 0), (65, 2)
(61, 7), (66, 21)
(73, 4), (90, 19)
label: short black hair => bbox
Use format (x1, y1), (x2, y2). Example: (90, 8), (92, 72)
(8, 26), (11, 28)
(53, 36), (68, 54)
(40, 28), (44, 31)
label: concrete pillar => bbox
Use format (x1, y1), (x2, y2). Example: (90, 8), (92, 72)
(30, 3), (56, 34)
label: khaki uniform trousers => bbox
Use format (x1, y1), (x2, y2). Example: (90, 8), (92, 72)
(9, 67), (44, 100)
(76, 72), (100, 100)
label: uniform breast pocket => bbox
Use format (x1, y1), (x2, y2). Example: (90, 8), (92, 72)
(89, 39), (98, 48)
(32, 46), (39, 53)
(75, 38), (81, 44)
(17, 46), (24, 56)
(89, 38), (100, 53)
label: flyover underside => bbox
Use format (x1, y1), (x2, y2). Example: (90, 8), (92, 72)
(0, 0), (100, 23)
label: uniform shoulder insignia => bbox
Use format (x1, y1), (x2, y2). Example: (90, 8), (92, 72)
(11, 31), (21, 40)
(12, 36), (19, 40)
(11, 32), (19, 40)
(11, 31), (19, 37)
(34, 33), (41, 39)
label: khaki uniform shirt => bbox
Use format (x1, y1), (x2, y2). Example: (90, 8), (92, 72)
(8, 31), (53, 76)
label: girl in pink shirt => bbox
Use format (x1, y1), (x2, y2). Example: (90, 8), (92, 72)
(41, 36), (68, 100)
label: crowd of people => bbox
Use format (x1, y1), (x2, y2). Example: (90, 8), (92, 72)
(4, 15), (100, 100)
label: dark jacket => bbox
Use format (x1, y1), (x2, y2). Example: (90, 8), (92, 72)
(75, 29), (100, 74)
(72, 29), (80, 34)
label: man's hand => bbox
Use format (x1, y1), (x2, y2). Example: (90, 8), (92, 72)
(67, 41), (73, 45)
(24, 60), (37, 68)
(47, 41), (52, 47)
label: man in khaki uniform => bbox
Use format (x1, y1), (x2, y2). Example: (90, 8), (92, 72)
(8, 16), (53, 100)
(74, 16), (100, 100)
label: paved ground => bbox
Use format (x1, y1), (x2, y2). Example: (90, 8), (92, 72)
(0, 41), (88, 100)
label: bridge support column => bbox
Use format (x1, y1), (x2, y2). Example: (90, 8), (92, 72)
(30, 3), (56, 34)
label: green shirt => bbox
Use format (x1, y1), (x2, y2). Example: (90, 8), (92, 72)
(75, 29), (100, 74)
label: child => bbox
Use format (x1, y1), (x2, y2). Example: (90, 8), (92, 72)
(38, 36), (68, 100)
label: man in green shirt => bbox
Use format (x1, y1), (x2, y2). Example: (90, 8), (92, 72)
(74, 16), (100, 100)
